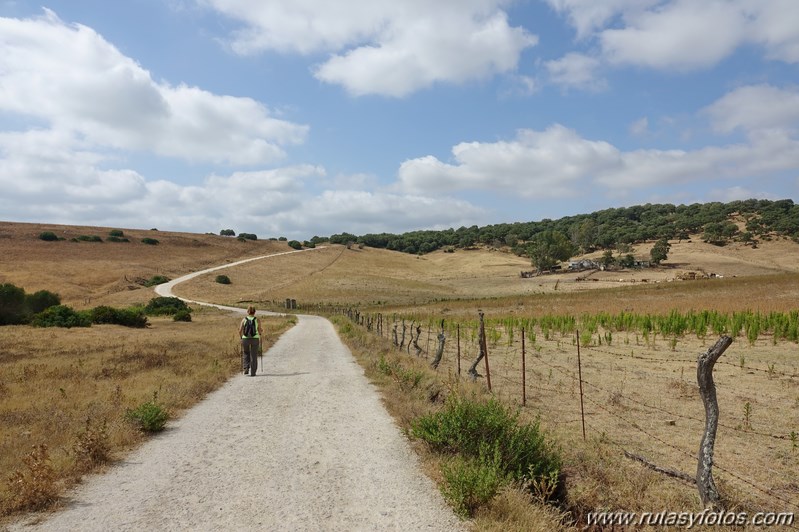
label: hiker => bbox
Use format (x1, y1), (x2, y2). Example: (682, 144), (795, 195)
(239, 306), (263, 376)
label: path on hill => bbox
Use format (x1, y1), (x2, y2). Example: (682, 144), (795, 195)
(11, 253), (464, 531)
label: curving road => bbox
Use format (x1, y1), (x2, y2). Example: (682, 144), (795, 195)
(11, 251), (464, 531)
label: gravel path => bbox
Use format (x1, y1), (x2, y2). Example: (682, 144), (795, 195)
(10, 254), (465, 531)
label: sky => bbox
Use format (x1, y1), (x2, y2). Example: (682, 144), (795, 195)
(0, 1), (797, 240)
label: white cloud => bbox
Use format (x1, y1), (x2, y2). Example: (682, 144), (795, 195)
(271, 190), (487, 236)
(703, 84), (799, 135)
(599, 1), (747, 70)
(545, 52), (606, 90)
(544, 0), (657, 40)
(396, 123), (799, 198)
(202, 0), (537, 97)
(629, 117), (649, 136)
(397, 125), (620, 197)
(0, 9), (308, 165)
(547, 0), (799, 70)
(707, 185), (778, 203)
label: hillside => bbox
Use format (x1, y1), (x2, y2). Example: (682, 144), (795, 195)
(0, 221), (289, 308)
(2, 220), (798, 314)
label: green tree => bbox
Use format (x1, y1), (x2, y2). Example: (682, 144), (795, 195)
(650, 238), (671, 265)
(526, 231), (576, 273)
(600, 249), (616, 269)
(0, 283), (26, 324)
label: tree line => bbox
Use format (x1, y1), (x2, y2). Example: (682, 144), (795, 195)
(323, 199), (798, 258)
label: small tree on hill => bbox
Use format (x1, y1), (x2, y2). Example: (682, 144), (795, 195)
(650, 238), (671, 265)
(526, 231), (576, 273)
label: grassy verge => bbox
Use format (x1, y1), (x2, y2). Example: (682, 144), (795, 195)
(0, 307), (295, 518)
(330, 313), (769, 531)
(330, 314), (574, 531)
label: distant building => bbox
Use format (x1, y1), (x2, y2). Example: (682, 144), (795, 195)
(568, 259), (600, 271)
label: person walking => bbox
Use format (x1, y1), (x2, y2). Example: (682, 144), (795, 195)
(239, 306), (263, 376)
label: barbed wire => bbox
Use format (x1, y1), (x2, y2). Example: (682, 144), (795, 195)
(343, 310), (799, 515)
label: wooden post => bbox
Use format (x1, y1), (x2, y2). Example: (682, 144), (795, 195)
(521, 327), (526, 407)
(576, 330), (586, 441)
(696, 336), (733, 509)
(431, 320), (446, 369)
(457, 323), (461, 376)
(483, 314), (491, 392)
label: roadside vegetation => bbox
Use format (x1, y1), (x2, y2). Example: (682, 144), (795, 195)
(0, 308), (295, 517)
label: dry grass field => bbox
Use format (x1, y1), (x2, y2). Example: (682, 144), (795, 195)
(1, 220), (798, 528)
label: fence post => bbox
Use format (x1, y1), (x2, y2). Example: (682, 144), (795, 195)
(697, 336), (733, 509)
(521, 327), (526, 407)
(576, 330), (586, 441)
(481, 312), (492, 392)
(457, 323), (461, 376)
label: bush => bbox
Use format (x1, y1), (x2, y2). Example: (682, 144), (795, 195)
(215, 275), (231, 285)
(238, 233), (257, 241)
(441, 450), (506, 518)
(126, 394), (169, 432)
(141, 237), (159, 245)
(0, 283), (27, 325)
(76, 235), (103, 242)
(220, 229), (235, 236)
(144, 296), (190, 316)
(88, 306), (148, 328)
(173, 309), (192, 322)
(108, 229), (124, 237)
(38, 231), (59, 241)
(412, 395), (561, 504)
(107, 236), (130, 243)
(73, 418), (110, 469)
(142, 275), (170, 287)
(287, 240), (303, 250)
(6, 444), (58, 512)
(30, 305), (91, 328)
(25, 290), (61, 315)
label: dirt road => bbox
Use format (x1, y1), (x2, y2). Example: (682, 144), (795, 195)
(10, 253), (464, 531)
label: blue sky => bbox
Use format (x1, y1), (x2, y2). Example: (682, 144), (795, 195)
(1, 0), (797, 240)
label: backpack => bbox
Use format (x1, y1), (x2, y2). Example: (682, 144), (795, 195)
(242, 317), (257, 338)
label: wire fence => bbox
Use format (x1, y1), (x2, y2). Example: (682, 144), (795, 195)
(338, 307), (799, 515)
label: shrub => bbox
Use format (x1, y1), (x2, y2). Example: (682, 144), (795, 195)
(73, 418), (110, 469)
(215, 275), (231, 284)
(142, 275), (170, 287)
(30, 305), (91, 328)
(0, 283), (27, 325)
(76, 235), (103, 242)
(220, 229), (235, 236)
(441, 450), (506, 518)
(88, 306), (148, 328)
(107, 236), (130, 243)
(141, 237), (159, 245)
(238, 233), (257, 241)
(287, 240), (303, 250)
(173, 309), (192, 322)
(412, 395), (561, 503)
(25, 290), (61, 315)
(144, 296), (190, 316)
(126, 394), (169, 433)
(6, 444), (58, 512)
(38, 231), (59, 241)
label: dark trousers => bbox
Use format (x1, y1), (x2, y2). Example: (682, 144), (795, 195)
(241, 338), (260, 375)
